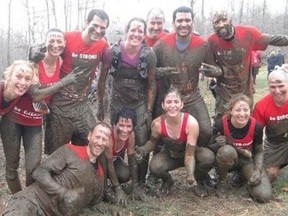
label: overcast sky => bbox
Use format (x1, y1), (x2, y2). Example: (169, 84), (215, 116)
(0, 0), (286, 31)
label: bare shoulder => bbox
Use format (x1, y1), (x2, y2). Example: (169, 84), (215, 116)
(151, 116), (162, 134)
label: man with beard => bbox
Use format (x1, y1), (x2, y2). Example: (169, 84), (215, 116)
(104, 108), (146, 206)
(41, 9), (111, 154)
(2, 122), (124, 216)
(153, 6), (221, 184)
(208, 10), (288, 121)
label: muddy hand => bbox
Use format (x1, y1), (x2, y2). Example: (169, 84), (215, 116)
(132, 184), (147, 201)
(215, 135), (227, 146)
(115, 186), (127, 207)
(248, 169), (261, 186)
(187, 175), (197, 187)
(96, 101), (104, 121)
(28, 43), (47, 64)
(156, 67), (178, 78)
(200, 63), (222, 77)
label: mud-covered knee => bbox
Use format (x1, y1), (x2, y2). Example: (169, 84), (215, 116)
(196, 147), (215, 166)
(250, 186), (272, 203)
(216, 145), (237, 165)
(5, 171), (18, 181)
(150, 160), (164, 177)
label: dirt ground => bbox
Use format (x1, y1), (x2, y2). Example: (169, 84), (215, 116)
(1, 82), (288, 215)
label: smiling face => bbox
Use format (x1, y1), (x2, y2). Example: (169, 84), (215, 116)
(87, 124), (111, 159)
(173, 12), (193, 39)
(85, 15), (108, 43)
(126, 19), (146, 47)
(268, 70), (288, 106)
(212, 11), (233, 40)
(230, 100), (251, 128)
(114, 117), (134, 141)
(162, 90), (183, 117)
(6, 63), (34, 98)
(45, 30), (66, 57)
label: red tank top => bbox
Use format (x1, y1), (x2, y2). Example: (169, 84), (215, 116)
(38, 58), (61, 103)
(223, 115), (256, 151)
(66, 144), (104, 177)
(161, 112), (189, 143)
(111, 131), (129, 157)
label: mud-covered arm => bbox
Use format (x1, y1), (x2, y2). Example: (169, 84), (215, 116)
(248, 144), (264, 186)
(136, 119), (161, 156)
(104, 144), (120, 188)
(29, 66), (83, 102)
(146, 49), (157, 113)
(96, 47), (112, 121)
(32, 145), (70, 196)
(268, 34), (288, 46)
(185, 116), (199, 186)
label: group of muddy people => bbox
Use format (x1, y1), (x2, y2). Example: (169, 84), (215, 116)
(1, 5), (288, 216)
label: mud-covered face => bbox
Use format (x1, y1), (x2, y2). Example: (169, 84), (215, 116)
(8, 65), (34, 97)
(162, 91), (184, 117)
(230, 100), (250, 128)
(212, 12), (233, 40)
(126, 20), (145, 47)
(45, 31), (66, 57)
(173, 12), (193, 39)
(88, 125), (111, 158)
(86, 15), (108, 42)
(114, 117), (133, 141)
(147, 16), (165, 39)
(268, 72), (288, 106)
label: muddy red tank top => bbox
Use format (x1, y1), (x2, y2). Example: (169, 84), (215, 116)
(223, 115), (256, 151)
(161, 112), (189, 142)
(111, 131), (129, 157)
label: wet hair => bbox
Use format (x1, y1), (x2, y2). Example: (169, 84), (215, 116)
(226, 93), (252, 119)
(87, 9), (110, 27)
(172, 6), (195, 22)
(146, 7), (165, 21)
(46, 28), (64, 37)
(111, 108), (137, 128)
(162, 86), (183, 102)
(2, 60), (34, 87)
(211, 10), (231, 23)
(125, 17), (147, 34)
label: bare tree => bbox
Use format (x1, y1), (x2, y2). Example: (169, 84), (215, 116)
(50, 0), (57, 27)
(239, 0), (244, 24)
(45, 0), (50, 29)
(7, 0), (12, 65)
(285, 0), (288, 34)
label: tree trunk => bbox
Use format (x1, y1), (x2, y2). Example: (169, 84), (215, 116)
(50, 0), (57, 27)
(45, 0), (50, 29)
(239, 0), (244, 24)
(7, 0), (12, 65)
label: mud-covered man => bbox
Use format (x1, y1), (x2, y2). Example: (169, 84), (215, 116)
(209, 10), (288, 121)
(2, 122), (123, 216)
(41, 9), (111, 154)
(253, 66), (288, 183)
(104, 108), (146, 206)
(153, 6), (221, 149)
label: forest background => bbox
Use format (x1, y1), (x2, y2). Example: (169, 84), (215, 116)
(1, 0), (288, 73)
